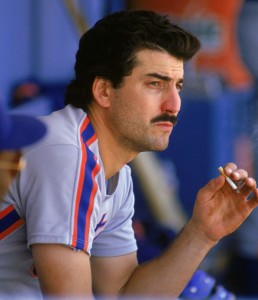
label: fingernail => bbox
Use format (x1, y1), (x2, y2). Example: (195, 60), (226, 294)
(248, 178), (254, 185)
(226, 168), (232, 175)
(233, 172), (240, 179)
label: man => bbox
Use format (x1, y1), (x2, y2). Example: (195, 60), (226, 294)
(0, 101), (47, 199)
(1, 10), (257, 299)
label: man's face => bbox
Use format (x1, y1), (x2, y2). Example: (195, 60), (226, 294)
(107, 49), (184, 153)
(0, 150), (23, 200)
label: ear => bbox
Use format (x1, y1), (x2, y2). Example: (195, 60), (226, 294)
(92, 77), (112, 108)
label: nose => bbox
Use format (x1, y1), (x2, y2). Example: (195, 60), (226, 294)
(161, 86), (181, 115)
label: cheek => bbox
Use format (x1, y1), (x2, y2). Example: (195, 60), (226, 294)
(112, 88), (155, 126)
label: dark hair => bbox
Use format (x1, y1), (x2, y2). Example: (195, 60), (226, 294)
(64, 10), (201, 110)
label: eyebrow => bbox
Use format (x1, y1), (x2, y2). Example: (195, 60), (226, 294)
(145, 72), (184, 84)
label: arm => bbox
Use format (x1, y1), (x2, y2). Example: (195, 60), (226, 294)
(120, 220), (215, 296)
(32, 244), (93, 298)
(32, 163), (258, 298)
(91, 253), (138, 295)
(32, 231), (207, 298)
(32, 243), (138, 297)
(119, 163), (258, 297)
(89, 163), (258, 297)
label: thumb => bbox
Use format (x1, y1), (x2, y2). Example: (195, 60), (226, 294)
(198, 175), (225, 199)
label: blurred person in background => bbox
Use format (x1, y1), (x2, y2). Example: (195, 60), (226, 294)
(0, 100), (47, 199)
(0, 10), (258, 299)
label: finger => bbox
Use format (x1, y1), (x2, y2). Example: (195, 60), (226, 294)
(231, 169), (248, 182)
(246, 188), (258, 210)
(239, 177), (257, 197)
(224, 166), (248, 182)
(199, 175), (225, 198)
(223, 163), (237, 174)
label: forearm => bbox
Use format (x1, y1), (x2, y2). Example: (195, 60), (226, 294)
(122, 220), (217, 297)
(121, 163), (258, 296)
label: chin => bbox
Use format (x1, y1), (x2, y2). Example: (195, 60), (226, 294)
(155, 146), (168, 152)
(135, 136), (169, 152)
(151, 142), (169, 152)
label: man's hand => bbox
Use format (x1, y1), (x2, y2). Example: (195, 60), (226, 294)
(190, 162), (258, 243)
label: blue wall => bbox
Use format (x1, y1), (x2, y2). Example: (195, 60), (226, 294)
(0, 0), (125, 108)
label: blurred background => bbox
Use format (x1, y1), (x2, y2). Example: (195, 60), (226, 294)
(1, 0), (258, 298)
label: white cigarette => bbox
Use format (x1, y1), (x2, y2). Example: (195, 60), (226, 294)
(218, 166), (239, 193)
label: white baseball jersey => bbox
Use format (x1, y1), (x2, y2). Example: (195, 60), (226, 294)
(0, 104), (137, 297)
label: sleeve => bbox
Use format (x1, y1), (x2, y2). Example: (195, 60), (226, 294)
(91, 167), (138, 257)
(15, 144), (84, 249)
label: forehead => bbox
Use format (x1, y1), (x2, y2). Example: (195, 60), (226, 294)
(133, 49), (184, 77)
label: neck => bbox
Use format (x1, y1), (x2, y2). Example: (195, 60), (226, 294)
(87, 109), (137, 180)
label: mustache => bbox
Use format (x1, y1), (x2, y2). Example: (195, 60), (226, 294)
(151, 114), (178, 126)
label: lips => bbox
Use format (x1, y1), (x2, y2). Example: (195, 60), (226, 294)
(155, 121), (173, 126)
(154, 122), (173, 131)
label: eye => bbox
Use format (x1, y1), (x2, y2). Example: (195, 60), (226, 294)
(177, 83), (183, 93)
(148, 81), (164, 89)
(149, 81), (160, 86)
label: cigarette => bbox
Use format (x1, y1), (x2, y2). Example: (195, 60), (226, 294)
(218, 166), (239, 193)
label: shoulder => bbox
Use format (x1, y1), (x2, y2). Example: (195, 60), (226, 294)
(22, 105), (88, 156)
